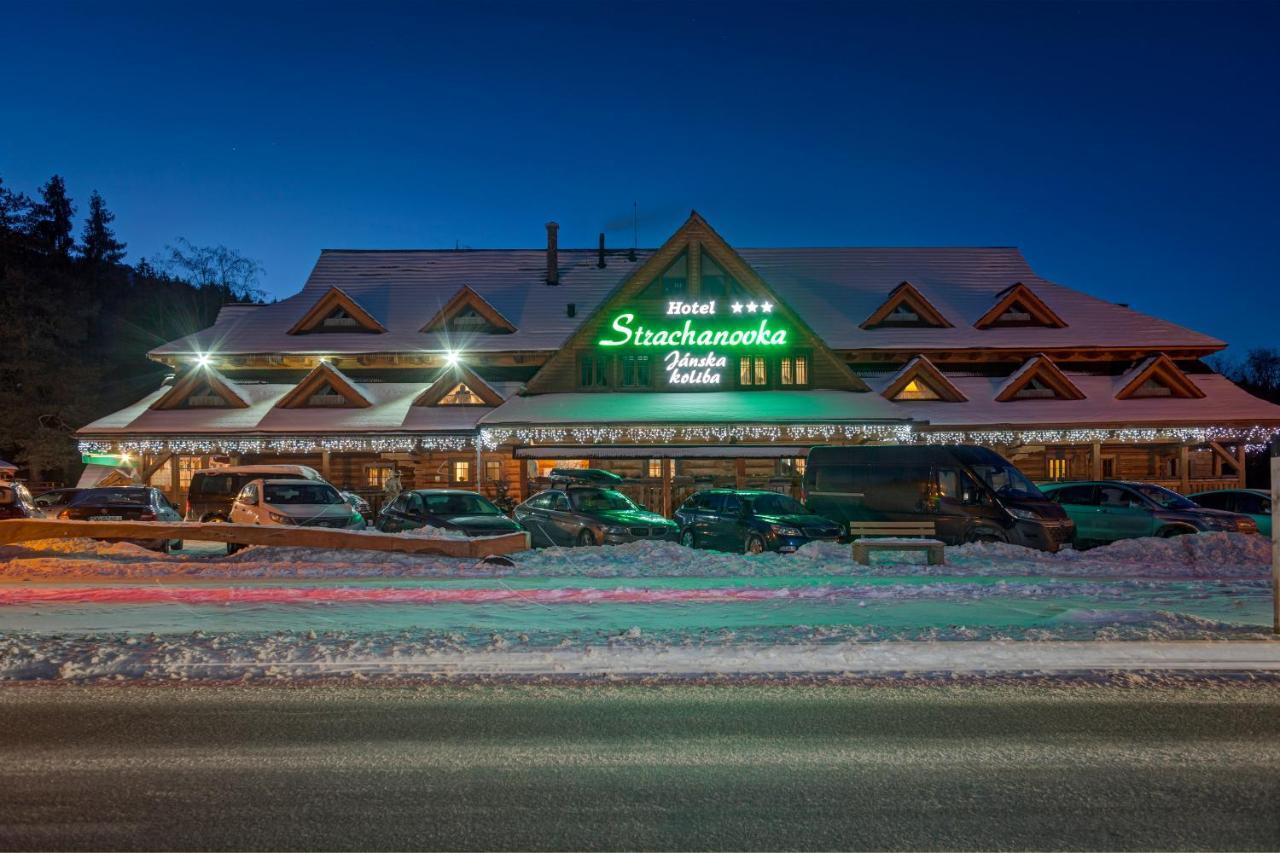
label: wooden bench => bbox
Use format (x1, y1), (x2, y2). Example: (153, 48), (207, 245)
(849, 521), (945, 566)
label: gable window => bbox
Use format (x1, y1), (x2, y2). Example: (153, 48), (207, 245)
(452, 460), (471, 483)
(620, 355), (651, 388)
(438, 383), (486, 405)
(185, 382), (228, 408)
(661, 254), (688, 296)
(579, 354), (611, 388)
(321, 307), (359, 329)
(779, 355), (809, 386)
(699, 250), (749, 302)
(1130, 378), (1174, 398)
(1014, 378), (1057, 399)
(893, 378), (941, 401)
(739, 356), (767, 387)
(308, 384), (347, 406)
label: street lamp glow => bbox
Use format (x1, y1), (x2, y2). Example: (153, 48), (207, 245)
(444, 350), (461, 367)
(195, 354), (212, 368)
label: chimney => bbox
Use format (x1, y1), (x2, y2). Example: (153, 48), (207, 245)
(545, 221), (559, 285)
(597, 233), (607, 268)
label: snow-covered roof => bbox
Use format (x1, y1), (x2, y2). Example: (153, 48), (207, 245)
(479, 390), (910, 426)
(873, 372), (1280, 428)
(79, 380), (524, 436)
(150, 246), (1223, 358)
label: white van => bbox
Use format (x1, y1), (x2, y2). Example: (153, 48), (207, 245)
(228, 478), (359, 529)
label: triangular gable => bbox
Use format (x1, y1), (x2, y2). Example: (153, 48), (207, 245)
(275, 362), (373, 409)
(287, 286), (387, 335)
(150, 366), (251, 410)
(413, 364), (504, 407)
(525, 212), (869, 393)
(1116, 354), (1205, 400)
(882, 356), (967, 402)
(995, 354), (1086, 402)
(420, 286), (517, 335)
(861, 282), (953, 329)
(975, 283), (1067, 329)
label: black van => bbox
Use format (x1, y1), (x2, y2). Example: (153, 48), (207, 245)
(803, 445), (1073, 552)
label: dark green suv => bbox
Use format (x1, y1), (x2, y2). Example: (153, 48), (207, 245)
(674, 489), (842, 554)
(1040, 480), (1257, 547)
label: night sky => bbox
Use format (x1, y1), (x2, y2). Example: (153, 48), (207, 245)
(5, 1), (1277, 352)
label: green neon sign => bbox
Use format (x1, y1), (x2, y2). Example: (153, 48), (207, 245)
(81, 453), (129, 467)
(597, 313), (789, 348)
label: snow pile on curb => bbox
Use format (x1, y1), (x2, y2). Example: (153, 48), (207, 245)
(0, 532), (1269, 580)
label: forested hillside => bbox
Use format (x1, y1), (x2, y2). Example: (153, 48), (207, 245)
(0, 174), (262, 484)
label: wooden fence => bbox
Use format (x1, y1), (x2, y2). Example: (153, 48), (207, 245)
(0, 519), (529, 558)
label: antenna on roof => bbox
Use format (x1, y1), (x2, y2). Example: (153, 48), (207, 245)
(629, 201), (638, 262)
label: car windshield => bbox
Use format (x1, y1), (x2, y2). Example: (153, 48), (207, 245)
(71, 489), (150, 506)
(969, 463), (1045, 501)
(421, 493), (502, 516)
(569, 488), (638, 512)
(263, 483), (343, 505)
(1130, 483), (1198, 510)
(749, 493), (809, 516)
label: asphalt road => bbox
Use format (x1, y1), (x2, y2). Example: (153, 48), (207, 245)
(1, 682), (1279, 850)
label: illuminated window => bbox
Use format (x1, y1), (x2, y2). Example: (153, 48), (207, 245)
(365, 465), (395, 488)
(739, 356), (767, 386)
(1046, 458), (1067, 480)
(438, 383), (485, 405)
(485, 460), (502, 482)
(620, 355), (651, 387)
(452, 460), (471, 483)
(894, 378), (941, 401)
(777, 457), (806, 476)
(648, 459), (663, 478)
(779, 356), (809, 386)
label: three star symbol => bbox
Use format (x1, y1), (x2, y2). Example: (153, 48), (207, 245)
(731, 300), (774, 314)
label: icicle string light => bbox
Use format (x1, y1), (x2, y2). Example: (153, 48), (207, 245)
(80, 423), (1280, 457)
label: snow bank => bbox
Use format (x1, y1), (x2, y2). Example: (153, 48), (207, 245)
(0, 532), (1269, 581)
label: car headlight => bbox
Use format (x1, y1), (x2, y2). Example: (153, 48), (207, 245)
(770, 524), (803, 537)
(1005, 507), (1038, 520)
(267, 511), (292, 524)
(604, 525), (629, 535)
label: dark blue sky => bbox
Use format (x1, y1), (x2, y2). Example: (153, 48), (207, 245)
(5, 1), (1278, 353)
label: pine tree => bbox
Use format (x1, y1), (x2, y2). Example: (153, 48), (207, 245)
(28, 174), (76, 258)
(80, 190), (127, 267)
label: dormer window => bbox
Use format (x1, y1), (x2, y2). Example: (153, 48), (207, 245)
(1131, 379), (1173, 398)
(975, 283), (1067, 330)
(321, 307), (359, 329)
(185, 382), (229, 408)
(895, 379), (940, 401)
(438, 383), (486, 405)
(861, 282), (953, 329)
(881, 356), (967, 403)
(288, 287), (386, 335)
(1014, 378), (1057, 399)
(1115, 354), (1204, 400)
(307, 384), (347, 406)
(420, 286), (517, 335)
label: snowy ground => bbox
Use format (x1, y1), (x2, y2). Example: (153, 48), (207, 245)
(0, 533), (1275, 681)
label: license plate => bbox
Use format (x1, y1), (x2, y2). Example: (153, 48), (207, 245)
(90, 515), (123, 521)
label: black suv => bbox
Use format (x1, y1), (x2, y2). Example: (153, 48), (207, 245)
(675, 489), (841, 554)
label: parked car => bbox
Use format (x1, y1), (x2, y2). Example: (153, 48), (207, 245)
(803, 444), (1073, 551)
(675, 489), (842, 554)
(57, 486), (184, 552)
(377, 489), (524, 537)
(0, 482), (44, 520)
(514, 485), (678, 547)
(1188, 488), (1272, 536)
(1040, 480), (1257, 547)
(185, 465), (326, 522)
(33, 487), (82, 514)
(340, 491), (372, 530)
(229, 479), (360, 528)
